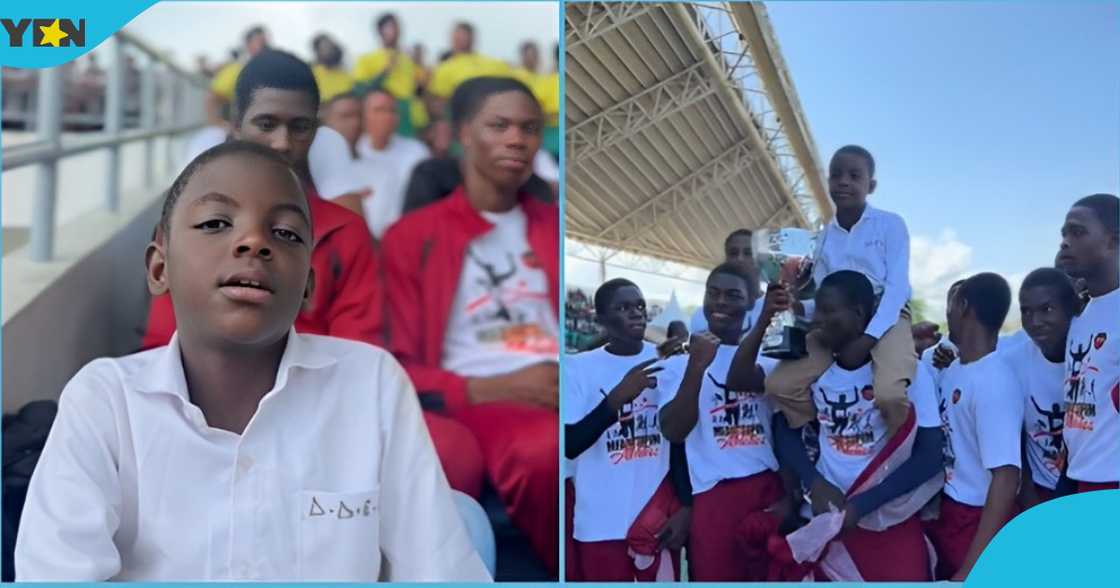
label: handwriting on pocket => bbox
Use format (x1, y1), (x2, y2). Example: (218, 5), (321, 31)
(308, 496), (375, 519)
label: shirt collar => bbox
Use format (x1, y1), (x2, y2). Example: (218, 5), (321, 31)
(828, 203), (878, 232)
(131, 328), (338, 401)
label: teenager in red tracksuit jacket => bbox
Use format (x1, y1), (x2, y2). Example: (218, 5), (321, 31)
(141, 50), (382, 349)
(381, 77), (559, 576)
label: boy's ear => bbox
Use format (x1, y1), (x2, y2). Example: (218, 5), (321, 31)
(145, 240), (169, 297)
(300, 267), (317, 312)
(868, 178), (878, 195)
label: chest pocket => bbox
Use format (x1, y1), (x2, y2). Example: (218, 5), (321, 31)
(298, 487), (381, 580)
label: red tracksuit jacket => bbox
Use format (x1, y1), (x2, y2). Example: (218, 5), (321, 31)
(381, 186), (559, 414)
(140, 183), (383, 349)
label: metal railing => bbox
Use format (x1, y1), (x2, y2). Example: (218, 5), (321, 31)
(2, 31), (209, 261)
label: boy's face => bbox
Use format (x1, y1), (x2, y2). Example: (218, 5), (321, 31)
(379, 19), (399, 46)
(811, 287), (864, 352)
(461, 91), (542, 192)
(1020, 284), (1072, 353)
(828, 151), (875, 211)
(1058, 205), (1117, 279)
(946, 288), (967, 337)
(235, 88), (318, 175)
(364, 91), (399, 145)
(703, 272), (749, 339)
(598, 285), (647, 343)
(324, 97), (362, 150)
(148, 155), (314, 347)
(724, 234), (754, 273)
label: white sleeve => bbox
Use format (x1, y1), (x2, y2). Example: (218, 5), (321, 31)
(656, 357), (687, 407)
(975, 369), (1024, 471)
(910, 363), (942, 428)
(865, 215), (912, 339)
(561, 356), (590, 425)
(14, 363), (123, 581)
(376, 355), (491, 581)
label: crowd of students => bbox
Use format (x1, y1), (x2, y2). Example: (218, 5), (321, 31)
(564, 145), (1118, 582)
(12, 14), (560, 582)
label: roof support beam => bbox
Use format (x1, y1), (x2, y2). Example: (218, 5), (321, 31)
(566, 2), (655, 51)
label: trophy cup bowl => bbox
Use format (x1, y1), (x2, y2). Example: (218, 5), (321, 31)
(752, 228), (819, 359)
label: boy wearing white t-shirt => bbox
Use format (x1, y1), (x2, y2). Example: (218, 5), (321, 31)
(1005, 268), (1079, 508)
(14, 142), (488, 581)
(659, 264), (785, 581)
(1057, 193), (1120, 492)
(923, 273), (1021, 581)
(766, 146), (917, 438)
(564, 279), (691, 581)
(767, 271), (945, 581)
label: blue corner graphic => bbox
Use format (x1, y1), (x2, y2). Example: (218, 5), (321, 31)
(0, 1), (156, 68)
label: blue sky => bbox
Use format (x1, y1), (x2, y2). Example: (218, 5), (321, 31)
(568, 1), (1119, 329)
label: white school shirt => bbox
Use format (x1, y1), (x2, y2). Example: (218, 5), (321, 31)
(920, 339), (959, 383)
(441, 205), (558, 378)
(810, 204), (911, 339)
(355, 134), (430, 238)
(658, 346), (779, 494)
(812, 361), (941, 494)
(14, 331), (490, 582)
(937, 352), (1024, 507)
(1002, 340), (1065, 490)
(1063, 288), (1120, 483)
(689, 303), (764, 339)
(563, 343), (670, 542)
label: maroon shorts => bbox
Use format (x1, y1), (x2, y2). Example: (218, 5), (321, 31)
(922, 495), (982, 580)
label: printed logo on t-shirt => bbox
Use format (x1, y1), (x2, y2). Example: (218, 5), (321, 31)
(816, 385), (876, 456)
(464, 246), (558, 355)
(938, 389), (956, 482)
(1028, 395), (1066, 476)
(1065, 335), (1104, 431)
(601, 388), (661, 465)
(706, 374), (766, 449)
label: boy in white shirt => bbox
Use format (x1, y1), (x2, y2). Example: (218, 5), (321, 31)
(1004, 268), (1079, 508)
(14, 142), (489, 582)
(658, 264), (786, 581)
(1057, 193), (1120, 493)
(923, 272), (1021, 581)
(766, 146), (916, 438)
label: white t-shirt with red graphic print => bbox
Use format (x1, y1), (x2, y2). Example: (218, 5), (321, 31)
(812, 361), (941, 494)
(938, 352), (1024, 507)
(562, 343), (670, 542)
(1063, 287), (1120, 483)
(1001, 339), (1066, 490)
(441, 206), (559, 378)
(658, 345), (779, 494)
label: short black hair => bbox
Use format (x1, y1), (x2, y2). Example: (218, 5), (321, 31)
(709, 262), (752, 291)
(724, 228), (752, 247)
(159, 140), (301, 239)
(1073, 193), (1119, 235)
(957, 272), (1011, 334)
(376, 13), (398, 33)
(455, 21), (475, 37)
(449, 76), (539, 131)
(244, 25), (266, 46)
(1021, 267), (1078, 317)
(520, 40), (538, 53)
(234, 49), (319, 125)
(818, 270), (877, 322)
(947, 279), (966, 301)
(594, 278), (639, 316)
(324, 91), (359, 109)
(834, 144), (875, 178)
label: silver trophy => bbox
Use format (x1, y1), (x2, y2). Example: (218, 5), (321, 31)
(752, 228), (819, 359)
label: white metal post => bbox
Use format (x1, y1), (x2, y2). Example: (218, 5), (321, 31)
(30, 68), (64, 262)
(104, 36), (124, 212)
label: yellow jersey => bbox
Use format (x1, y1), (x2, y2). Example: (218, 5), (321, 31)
(312, 65), (355, 102)
(210, 62), (242, 101)
(352, 49), (417, 100)
(428, 53), (513, 99)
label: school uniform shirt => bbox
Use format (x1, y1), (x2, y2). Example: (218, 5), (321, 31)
(14, 331), (490, 581)
(937, 353), (1024, 507)
(1002, 340), (1065, 490)
(920, 339), (958, 380)
(812, 362), (941, 494)
(562, 343), (670, 542)
(441, 205), (559, 378)
(1062, 287), (1120, 483)
(689, 303), (763, 339)
(355, 134), (429, 238)
(810, 204), (911, 339)
(658, 346), (780, 494)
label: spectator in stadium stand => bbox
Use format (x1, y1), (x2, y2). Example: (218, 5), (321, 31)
(381, 76), (560, 576)
(351, 88), (431, 240)
(412, 43), (430, 92)
(426, 22), (511, 118)
(207, 25), (268, 127)
(310, 33), (355, 103)
(513, 41), (541, 87)
(141, 50), (383, 351)
(352, 13), (428, 136)
(320, 92), (363, 158)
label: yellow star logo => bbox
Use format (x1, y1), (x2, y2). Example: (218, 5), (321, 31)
(38, 19), (69, 47)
